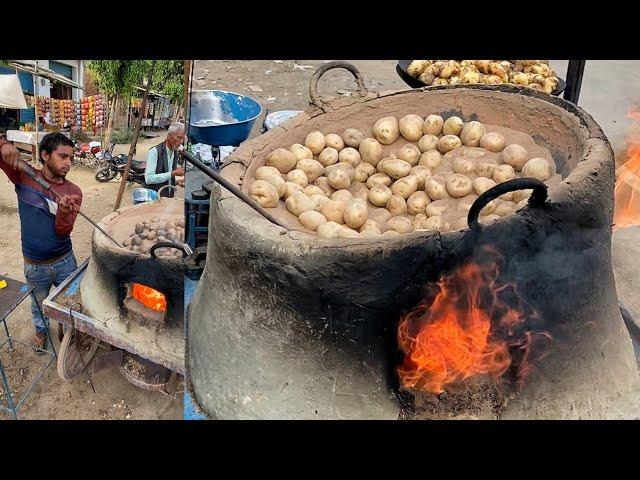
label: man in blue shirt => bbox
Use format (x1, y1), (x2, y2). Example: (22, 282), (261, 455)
(145, 122), (185, 197)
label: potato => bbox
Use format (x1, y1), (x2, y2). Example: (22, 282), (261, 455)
(370, 208), (392, 225)
(342, 128), (365, 148)
(452, 157), (475, 175)
(499, 192), (514, 201)
(473, 177), (497, 195)
(289, 143), (313, 161)
(262, 174), (286, 198)
(399, 114), (424, 142)
(407, 60), (429, 77)
(325, 133), (344, 151)
(417, 134), (439, 153)
(376, 157), (390, 173)
(366, 172), (393, 189)
(318, 147), (339, 167)
(319, 200), (347, 224)
(423, 115), (444, 136)
(327, 167), (352, 190)
(304, 131), (326, 155)
(250, 180), (280, 208)
(305, 185), (327, 197)
(287, 169), (309, 187)
(458, 195), (478, 213)
(442, 116), (464, 136)
(299, 211), (327, 231)
(407, 191), (430, 215)
(360, 219), (381, 233)
(266, 148), (297, 174)
(297, 159), (325, 182)
(510, 72), (529, 86)
(418, 215), (448, 232)
(396, 144), (421, 166)
(373, 116), (400, 145)
(344, 198), (369, 229)
(354, 162), (376, 183)
(285, 192), (315, 216)
(438, 135), (462, 153)
(475, 162), (495, 178)
(451, 217), (468, 231)
(419, 72), (436, 85)
(391, 175), (419, 199)
(339, 226), (360, 239)
(522, 157), (552, 181)
(360, 227), (382, 237)
(325, 162), (355, 181)
(480, 199), (499, 216)
(480, 132), (505, 152)
(331, 189), (353, 203)
(314, 176), (335, 196)
(419, 150), (443, 171)
(425, 200), (448, 218)
(410, 165), (431, 189)
(543, 77), (559, 94)
(493, 164), (516, 183)
(317, 221), (342, 239)
(461, 69), (481, 84)
(359, 138), (383, 166)
(446, 174), (473, 198)
(501, 144), (528, 171)
(495, 201), (517, 217)
(386, 194), (407, 216)
(311, 193), (331, 211)
(425, 178), (448, 200)
(385, 216), (413, 234)
(479, 214), (501, 225)
(513, 188), (533, 203)
(368, 184), (393, 207)
(413, 214), (429, 230)
(516, 198), (529, 211)
(256, 166), (283, 181)
(460, 121), (487, 147)
(338, 147), (361, 167)
(382, 159), (412, 180)
(382, 230), (401, 237)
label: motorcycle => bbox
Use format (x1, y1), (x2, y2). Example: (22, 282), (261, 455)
(94, 148), (147, 187)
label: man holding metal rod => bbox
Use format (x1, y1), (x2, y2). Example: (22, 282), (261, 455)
(0, 131), (82, 353)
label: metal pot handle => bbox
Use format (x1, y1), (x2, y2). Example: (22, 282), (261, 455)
(309, 61), (368, 109)
(157, 185), (177, 198)
(150, 242), (192, 259)
(467, 177), (548, 232)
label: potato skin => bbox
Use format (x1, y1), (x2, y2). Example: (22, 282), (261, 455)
(373, 116), (400, 145)
(266, 148), (297, 174)
(359, 138), (384, 166)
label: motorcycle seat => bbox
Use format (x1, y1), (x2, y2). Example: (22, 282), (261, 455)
(131, 160), (147, 173)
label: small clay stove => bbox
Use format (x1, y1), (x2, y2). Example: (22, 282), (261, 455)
(80, 198), (186, 385)
(188, 79), (640, 419)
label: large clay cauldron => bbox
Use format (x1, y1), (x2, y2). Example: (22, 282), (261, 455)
(188, 64), (640, 419)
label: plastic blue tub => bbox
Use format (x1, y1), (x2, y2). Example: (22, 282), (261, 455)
(188, 90), (262, 147)
(132, 188), (159, 204)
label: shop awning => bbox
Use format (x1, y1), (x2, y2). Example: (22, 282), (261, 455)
(9, 61), (84, 90)
(0, 74), (28, 109)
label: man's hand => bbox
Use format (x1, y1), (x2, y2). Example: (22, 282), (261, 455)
(171, 167), (185, 177)
(57, 194), (81, 215)
(0, 143), (20, 170)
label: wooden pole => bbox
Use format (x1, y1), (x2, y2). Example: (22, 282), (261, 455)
(113, 68), (154, 211)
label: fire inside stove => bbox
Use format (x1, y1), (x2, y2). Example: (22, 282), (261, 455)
(614, 107), (640, 229)
(131, 284), (167, 312)
(397, 247), (552, 395)
(123, 283), (168, 330)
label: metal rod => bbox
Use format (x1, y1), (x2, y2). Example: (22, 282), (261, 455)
(563, 60), (586, 104)
(17, 160), (123, 248)
(180, 150), (289, 230)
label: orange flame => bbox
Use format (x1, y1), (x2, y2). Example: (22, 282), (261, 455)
(614, 107), (640, 229)
(397, 247), (551, 395)
(131, 284), (167, 312)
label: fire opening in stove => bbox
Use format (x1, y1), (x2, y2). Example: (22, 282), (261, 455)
(131, 284), (167, 312)
(122, 283), (168, 331)
(397, 246), (552, 395)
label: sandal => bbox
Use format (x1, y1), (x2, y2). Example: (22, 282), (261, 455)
(32, 331), (46, 355)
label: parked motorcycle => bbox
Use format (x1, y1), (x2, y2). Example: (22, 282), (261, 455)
(94, 148), (147, 187)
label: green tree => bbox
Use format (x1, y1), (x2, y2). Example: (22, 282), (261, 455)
(151, 60), (184, 121)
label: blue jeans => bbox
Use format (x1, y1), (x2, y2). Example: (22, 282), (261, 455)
(23, 251), (77, 333)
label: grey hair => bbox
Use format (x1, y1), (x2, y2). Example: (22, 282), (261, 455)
(168, 122), (185, 134)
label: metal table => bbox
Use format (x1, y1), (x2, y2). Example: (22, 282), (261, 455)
(0, 275), (56, 419)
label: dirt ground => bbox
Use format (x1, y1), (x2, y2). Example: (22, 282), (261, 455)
(0, 132), (182, 420)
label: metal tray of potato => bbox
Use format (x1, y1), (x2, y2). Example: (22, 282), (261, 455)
(396, 60), (566, 96)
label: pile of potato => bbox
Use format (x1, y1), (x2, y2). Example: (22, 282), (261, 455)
(122, 217), (186, 257)
(406, 60), (560, 94)
(249, 113), (556, 239)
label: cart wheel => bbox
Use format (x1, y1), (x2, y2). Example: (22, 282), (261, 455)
(57, 327), (100, 382)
